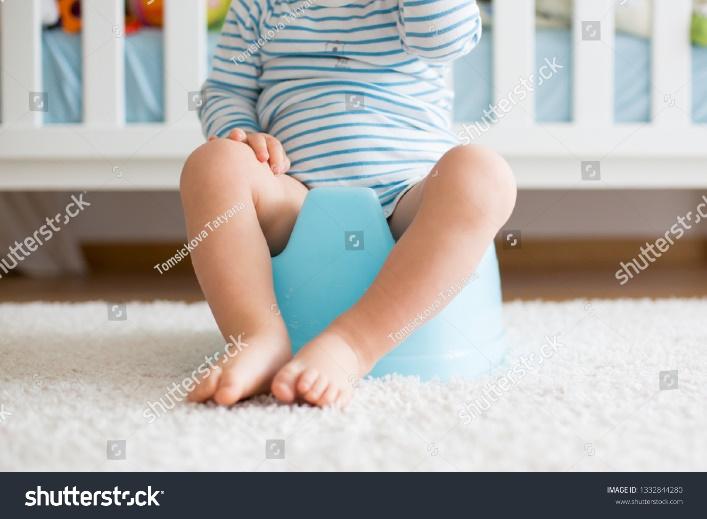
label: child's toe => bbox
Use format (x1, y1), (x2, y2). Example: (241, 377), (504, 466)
(317, 385), (339, 408)
(212, 370), (244, 406)
(188, 366), (222, 403)
(271, 361), (304, 403)
(303, 375), (328, 403)
(296, 368), (319, 394)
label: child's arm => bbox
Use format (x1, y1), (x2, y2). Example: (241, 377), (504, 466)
(397, 0), (482, 62)
(199, 1), (289, 174)
(199, 2), (262, 139)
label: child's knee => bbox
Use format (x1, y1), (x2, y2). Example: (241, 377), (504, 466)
(436, 145), (516, 227)
(180, 139), (259, 195)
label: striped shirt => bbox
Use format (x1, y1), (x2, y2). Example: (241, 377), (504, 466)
(199, 0), (482, 215)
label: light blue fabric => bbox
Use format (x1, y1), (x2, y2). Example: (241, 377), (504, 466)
(454, 27), (648, 123)
(454, 27), (707, 124)
(272, 187), (506, 380)
(41, 27), (707, 124)
(613, 31), (652, 123)
(694, 39), (707, 123)
(42, 29), (219, 124)
(42, 29), (83, 123)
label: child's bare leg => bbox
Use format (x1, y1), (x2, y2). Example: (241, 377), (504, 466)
(272, 145), (516, 407)
(180, 139), (307, 405)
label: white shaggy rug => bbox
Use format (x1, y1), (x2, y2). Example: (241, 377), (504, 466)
(0, 299), (705, 471)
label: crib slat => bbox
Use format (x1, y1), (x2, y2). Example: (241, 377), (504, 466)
(652, 0), (692, 126)
(82, 0), (125, 125)
(493, 0), (535, 126)
(0, 0), (42, 127)
(165, 0), (207, 124)
(573, 0), (614, 126)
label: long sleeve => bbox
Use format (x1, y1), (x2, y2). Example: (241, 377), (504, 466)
(397, 0), (482, 63)
(199, 1), (263, 138)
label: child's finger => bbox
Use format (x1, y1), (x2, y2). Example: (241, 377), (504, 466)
(247, 133), (269, 162)
(265, 135), (288, 175)
(228, 128), (247, 142)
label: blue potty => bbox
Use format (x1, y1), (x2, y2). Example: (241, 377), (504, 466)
(272, 187), (505, 380)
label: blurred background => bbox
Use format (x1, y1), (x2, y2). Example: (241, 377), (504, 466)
(1, 0), (706, 303)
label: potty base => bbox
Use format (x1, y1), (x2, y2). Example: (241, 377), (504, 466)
(272, 187), (505, 380)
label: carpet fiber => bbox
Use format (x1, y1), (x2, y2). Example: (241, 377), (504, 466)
(1, 299), (705, 471)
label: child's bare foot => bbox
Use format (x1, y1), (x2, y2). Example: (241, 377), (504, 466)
(188, 332), (291, 406)
(271, 328), (366, 408)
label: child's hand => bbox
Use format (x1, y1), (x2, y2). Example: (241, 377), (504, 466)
(209, 129), (290, 175)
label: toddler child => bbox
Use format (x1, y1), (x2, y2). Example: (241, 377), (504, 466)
(180, 0), (516, 407)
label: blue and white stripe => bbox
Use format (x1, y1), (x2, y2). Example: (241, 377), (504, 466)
(200, 0), (481, 216)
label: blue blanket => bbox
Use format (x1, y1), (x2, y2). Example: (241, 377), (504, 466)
(41, 27), (707, 125)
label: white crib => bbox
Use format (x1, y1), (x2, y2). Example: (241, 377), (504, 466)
(0, 0), (704, 191)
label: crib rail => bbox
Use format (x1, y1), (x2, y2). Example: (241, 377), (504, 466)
(0, 0), (705, 190)
(1, 0), (42, 127)
(493, 0), (535, 126)
(83, 0), (126, 125)
(652, 0), (693, 126)
(573, 0), (615, 126)
(164, 0), (207, 124)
